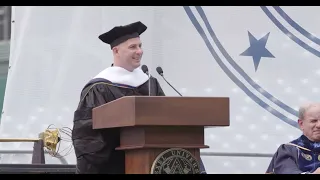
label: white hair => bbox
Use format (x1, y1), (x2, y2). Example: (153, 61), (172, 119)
(298, 102), (320, 120)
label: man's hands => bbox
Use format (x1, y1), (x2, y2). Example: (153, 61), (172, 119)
(312, 168), (320, 174)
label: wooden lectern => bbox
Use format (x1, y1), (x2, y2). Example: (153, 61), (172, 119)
(92, 96), (229, 174)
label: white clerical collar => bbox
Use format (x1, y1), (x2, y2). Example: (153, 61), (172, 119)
(93, 66), (149, 87)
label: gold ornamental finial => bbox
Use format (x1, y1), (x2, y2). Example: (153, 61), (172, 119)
(39, 128), (60, 153)
(41, 124), (73, 158)
(0, 124), (73, 158)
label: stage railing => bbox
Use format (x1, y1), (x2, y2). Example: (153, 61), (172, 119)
(0, 150), (273, 165)
(0, 150), (68, 164)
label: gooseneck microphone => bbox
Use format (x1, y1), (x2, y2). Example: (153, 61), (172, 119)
(141, 65), (151, 96)
(141, 65), (149, 75)
(156, 66), (183, 97)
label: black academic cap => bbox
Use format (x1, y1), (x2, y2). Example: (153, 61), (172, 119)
(98, 21), (147, 49)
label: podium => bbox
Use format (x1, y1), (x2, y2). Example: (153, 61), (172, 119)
(92, 96), (229, 174)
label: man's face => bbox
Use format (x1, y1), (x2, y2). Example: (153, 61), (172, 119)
(299, 105), (320, 142)
(115, 37), (143, 71)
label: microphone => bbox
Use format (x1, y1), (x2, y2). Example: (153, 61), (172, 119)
(142, 65), (151, 96)
(156, 66), (183, 97)
(141, 65), (149, 75)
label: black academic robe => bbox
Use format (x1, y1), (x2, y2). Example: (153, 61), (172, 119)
(266, 135), (320, 174)
(72, 77), (165, 174)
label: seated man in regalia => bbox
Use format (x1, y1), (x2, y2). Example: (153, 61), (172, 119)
(266, 102), (320, 174)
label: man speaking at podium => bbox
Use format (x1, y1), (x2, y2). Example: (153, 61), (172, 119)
(71, 21), (206, 174)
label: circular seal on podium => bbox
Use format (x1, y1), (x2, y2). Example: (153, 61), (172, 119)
(150, 148), (201, 174)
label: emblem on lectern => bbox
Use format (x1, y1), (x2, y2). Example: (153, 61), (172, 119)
(150, 148), (201, 174)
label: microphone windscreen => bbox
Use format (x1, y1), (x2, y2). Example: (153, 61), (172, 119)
(156, 66), (163, 74)
(141, 65), (149, 74)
